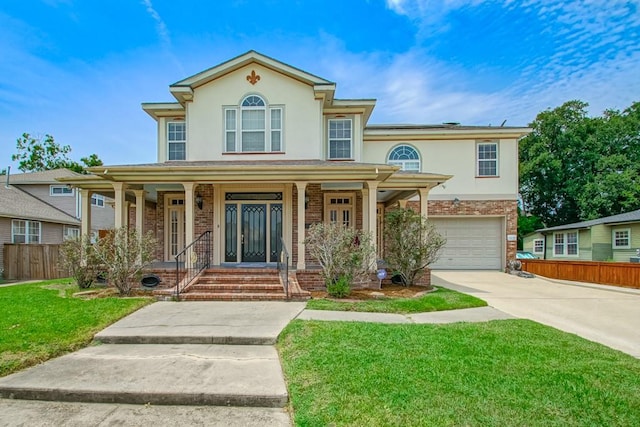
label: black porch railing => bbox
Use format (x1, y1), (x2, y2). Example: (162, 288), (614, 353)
(277, 237), (289, 299)
(175, 231), (211, 298)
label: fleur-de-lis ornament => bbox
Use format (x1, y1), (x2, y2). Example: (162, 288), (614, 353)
(246, 70), (260, 85)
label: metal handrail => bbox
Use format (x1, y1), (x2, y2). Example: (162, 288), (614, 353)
(175, 230), (211, 298)
(277, 237), (289, 299)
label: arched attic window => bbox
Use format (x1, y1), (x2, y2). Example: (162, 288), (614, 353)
(224, 94), (282, 152)
(388, 144), (421, 172)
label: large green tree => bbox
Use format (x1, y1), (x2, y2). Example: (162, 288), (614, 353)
(520, 100), (640, 227)
(11, 133), (103, 174)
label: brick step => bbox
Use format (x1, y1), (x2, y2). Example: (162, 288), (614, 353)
(198, 276), (281, 285)
(189, 283), (284, 293)
(179, 292), (288, 301)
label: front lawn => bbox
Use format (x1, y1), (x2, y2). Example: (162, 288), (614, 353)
(306, 286), (486, 313)
(278, 320), (640, 426)
(0, 279), (152, 377)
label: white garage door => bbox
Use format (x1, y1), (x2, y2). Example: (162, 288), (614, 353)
(429, 217), (502, 270)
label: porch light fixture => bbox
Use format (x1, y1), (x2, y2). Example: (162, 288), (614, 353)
(195, 193), (203, 210)
(453, 197), (460, 207)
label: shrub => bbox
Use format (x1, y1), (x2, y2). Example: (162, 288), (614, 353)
(327, 276), (351, 298)
(384, 208), (446, 287)
(305, 222), (376, 297)
(59, 234), (98, 289)
(93, 227), (156, 296)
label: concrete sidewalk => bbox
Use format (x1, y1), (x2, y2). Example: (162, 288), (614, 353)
(298, 305), (514, 323)
(0, 301), (306, 427)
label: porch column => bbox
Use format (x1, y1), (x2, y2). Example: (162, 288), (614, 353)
(398, 200), (408, 209)
(133, 189), (146, 239)
(295, 182), (307, 270)
(361, 186), (370, 233)
(418, 188), (429, 217)
(212, 184), (222, 265)
(183, 182), (196, 247)
(366, 181), (379, 267)
(112, 182), (127, 229)
(79, 189), (92, 237)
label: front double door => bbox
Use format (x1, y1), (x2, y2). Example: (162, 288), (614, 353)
(224, 202), (282, 263)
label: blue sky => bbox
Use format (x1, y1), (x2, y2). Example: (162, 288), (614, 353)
(1, 0), (638, 168)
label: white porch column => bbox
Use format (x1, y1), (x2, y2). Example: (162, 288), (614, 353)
(133, 190), (146, 239)
(361, 186), (370, 233)
(183, 182), (196, 248)
(79, 189), (92, 237)
(112, 182), (127, 229)
(418, 188), (429, 218)
(366, 181), (379, 267)
(295, 182), (307, 270)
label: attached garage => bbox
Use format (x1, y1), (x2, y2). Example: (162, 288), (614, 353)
(429, 217), (503, 270)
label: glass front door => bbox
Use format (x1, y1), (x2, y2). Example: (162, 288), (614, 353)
(224, 195), (282, 263)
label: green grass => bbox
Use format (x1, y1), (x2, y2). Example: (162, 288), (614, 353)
(0, 278), (152, 377)
(305, 286), (487, 313)
(278, 320), (640, 426)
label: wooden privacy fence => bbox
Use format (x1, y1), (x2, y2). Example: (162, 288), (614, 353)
(3, 244), (68, 281)
(519, 259), (640, 289)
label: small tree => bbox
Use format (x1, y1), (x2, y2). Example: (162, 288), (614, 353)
(59, 234), (98, 289)
(384, 208), (446, 287)
(94, 227), (156, 296)
(305, 222), (376, 297)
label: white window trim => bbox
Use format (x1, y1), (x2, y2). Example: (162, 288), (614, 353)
(167, 121), (186, 161)
(553, 231), (579, 256)
(476, 141), (499, 177)
(612, 228), (631, 249)
(323, 192), (355, 228)
(327, 118), (353, 160)
(223, 96), (284, 153)
(50, 185), (74, 196)
(63, 226), (80, 240)
(91, 194), (105, 208)
(11, 219), (41, 244)
(387, 144), (421, 172)
(533, 238), (545, 254)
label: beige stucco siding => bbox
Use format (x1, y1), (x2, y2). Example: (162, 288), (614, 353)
(363, 139), (518, 199)
(183, 64), (323, 162)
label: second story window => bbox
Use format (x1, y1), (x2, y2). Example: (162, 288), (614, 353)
(91, 194), (105, 207)
(167, 121), (186, 160)
(50, 185), (74, 196)
(477, 141), (498, 177)
(328, 119), (352, 160)
(388, 145), (420, 172)
(225, 95), (283, 153)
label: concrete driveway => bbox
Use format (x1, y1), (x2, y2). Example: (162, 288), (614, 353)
(433, 271), (640, 358)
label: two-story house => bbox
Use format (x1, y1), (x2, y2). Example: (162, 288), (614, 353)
(59, 51), (529, 296)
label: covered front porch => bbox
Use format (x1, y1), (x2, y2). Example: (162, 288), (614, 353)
(59, 160), (450, 299)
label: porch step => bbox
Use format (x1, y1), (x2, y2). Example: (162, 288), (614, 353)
(179, 268), (288, 301)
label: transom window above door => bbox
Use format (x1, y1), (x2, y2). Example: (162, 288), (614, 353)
(224, 94), (283, 153)
(388, 144), (420, 172)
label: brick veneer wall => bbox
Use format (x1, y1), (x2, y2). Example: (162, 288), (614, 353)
(405, 199), (518, 266)
(292, 184), (364, 266)
(296, 268), (431, 291)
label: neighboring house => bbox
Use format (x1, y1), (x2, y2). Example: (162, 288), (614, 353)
(0, 180), (80, 269)
(9, 169), (115, 236)
(60, 51), (529, 274)
(523, 209), (640, 262)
